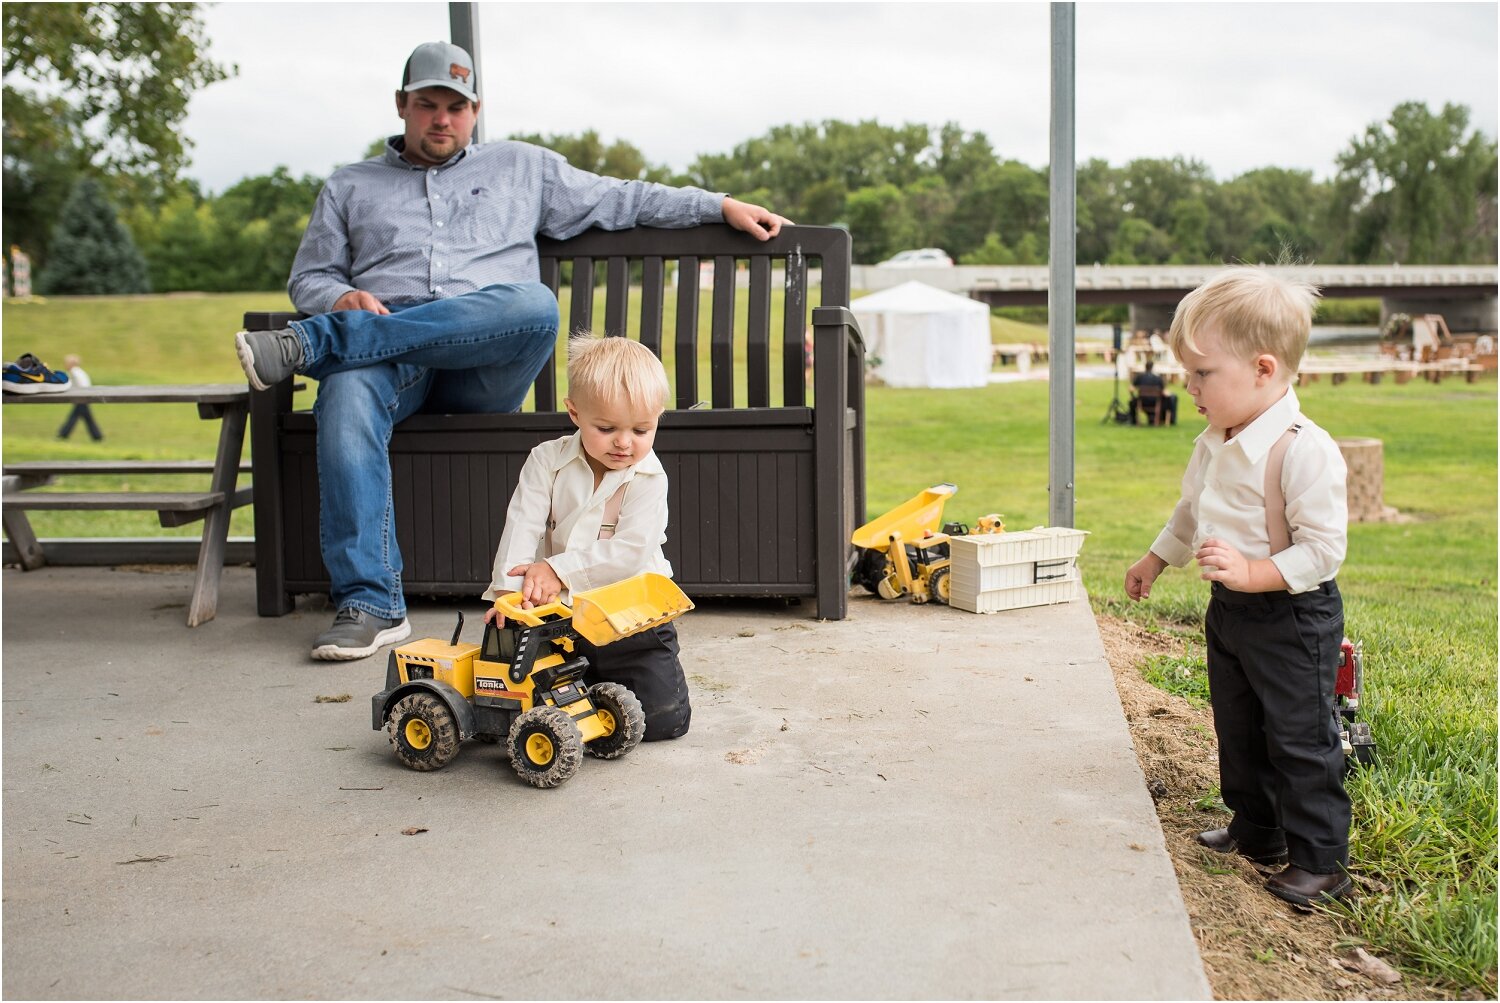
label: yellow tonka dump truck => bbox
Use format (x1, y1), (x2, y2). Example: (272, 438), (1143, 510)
(371, 572), (694, 789)
(850, 483), (1003, 605)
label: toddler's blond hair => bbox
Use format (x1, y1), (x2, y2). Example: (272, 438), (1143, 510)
(1169, 267), (1320, 379)
(566, 333), (670, 414)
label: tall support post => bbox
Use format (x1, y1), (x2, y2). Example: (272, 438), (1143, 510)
(449, 2), (483, 142)
(1048, 2), (1077, 528)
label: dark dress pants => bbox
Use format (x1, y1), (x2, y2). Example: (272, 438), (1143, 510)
(1205, 580), (1350, 873)
(578, 621), (691, 741)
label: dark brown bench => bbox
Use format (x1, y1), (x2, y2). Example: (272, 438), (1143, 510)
(244, 223), (866, 620)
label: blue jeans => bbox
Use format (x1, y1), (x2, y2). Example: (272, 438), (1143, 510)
(291, 283), (559, 619)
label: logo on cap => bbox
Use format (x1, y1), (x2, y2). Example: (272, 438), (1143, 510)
(450, 63), (471, 84)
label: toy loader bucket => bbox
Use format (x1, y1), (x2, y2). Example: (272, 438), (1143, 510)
(570, 573), (695, 646)
(850, 483), (958, 551)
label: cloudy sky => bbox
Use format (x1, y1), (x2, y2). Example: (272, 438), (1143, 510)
(181, 2), (1498, 195)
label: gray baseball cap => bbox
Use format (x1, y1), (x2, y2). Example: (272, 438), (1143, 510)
(401, 41), (478, 102)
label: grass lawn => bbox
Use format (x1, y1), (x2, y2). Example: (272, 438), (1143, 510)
(3, 292), (1496, 992)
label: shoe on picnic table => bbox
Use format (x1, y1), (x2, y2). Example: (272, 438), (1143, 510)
(234, 328), (304, 392)
(311, 607), (411, 661)
(3, 353), (70, 394)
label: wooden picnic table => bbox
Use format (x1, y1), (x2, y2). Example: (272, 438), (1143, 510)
(2, 384), (251, 626)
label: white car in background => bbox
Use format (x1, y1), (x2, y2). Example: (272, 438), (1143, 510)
(876, 248), (954, 267)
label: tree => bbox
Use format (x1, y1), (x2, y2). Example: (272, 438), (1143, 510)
(37, 177), (149, 294)
(842, 184), (910, 264)
(1209, 167), (1326, 264)
(685, 119), (934, 225)
(124, 167), (323, 292)
(508, 130), (671, 183)
(1075, 159), (1126, 264)
(124, 191), (219, 291)
(3, 2), (233, 263)
(1329, 101), (1497, 264)
(948, 160), (1048, 262)
(1107, 217), (1173, 265)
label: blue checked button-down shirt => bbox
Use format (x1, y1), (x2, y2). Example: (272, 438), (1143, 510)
(288, 137), (727, 315)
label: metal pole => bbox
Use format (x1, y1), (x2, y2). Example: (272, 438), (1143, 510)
(1048, 2), (1076, 528)
(449, 2), (483, 142)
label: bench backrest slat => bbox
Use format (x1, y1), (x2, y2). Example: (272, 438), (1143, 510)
(710, 255), (736, 408)
(639, 257), (665, 357)
(782, 254), (809, 407)
(537, 257), (562, 411)
(604, 256), (630, 337)
(746, 256), (771, 407)
(569, 255), (596, 336)
(535, 223), (850, 413)
(674, 256), (701, 409)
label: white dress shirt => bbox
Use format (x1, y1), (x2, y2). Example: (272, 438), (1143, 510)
(482, 432), (672, 601)
(1151, 387), (1347, 594)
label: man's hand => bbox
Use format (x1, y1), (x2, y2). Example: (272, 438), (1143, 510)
(506, 560), (564, 608)
(333, 290), (391, 315)
(1125, 551), (1167, 602)
(722, 197), (792, 241)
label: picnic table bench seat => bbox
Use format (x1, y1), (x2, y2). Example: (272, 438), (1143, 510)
(245, 223), (867, 620)
(3, 460), (255, 528)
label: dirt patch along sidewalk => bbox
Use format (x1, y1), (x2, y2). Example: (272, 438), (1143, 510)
(1096, 615), (1455, 1001)
(3, 565), (1207, 999)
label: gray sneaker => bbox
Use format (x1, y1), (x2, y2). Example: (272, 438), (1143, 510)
(311, 608), (411, 661)
(234, 328), (304, 391)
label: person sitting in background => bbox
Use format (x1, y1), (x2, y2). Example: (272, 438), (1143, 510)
(1130, 359), (1177, 425)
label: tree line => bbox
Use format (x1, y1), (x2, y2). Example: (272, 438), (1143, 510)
(5, 4), (1496, 295)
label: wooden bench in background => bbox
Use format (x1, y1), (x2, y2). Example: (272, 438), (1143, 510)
(244, 223), (867, 621)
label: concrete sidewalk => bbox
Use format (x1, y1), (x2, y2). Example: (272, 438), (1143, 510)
(2, 565), (1209, 1000)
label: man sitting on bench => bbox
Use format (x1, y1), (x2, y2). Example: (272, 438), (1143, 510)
(234, 40), (789, 661)
(1130, 359), (1177, 425)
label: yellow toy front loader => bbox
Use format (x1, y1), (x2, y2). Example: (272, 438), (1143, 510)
(850, 484), (1003, 605)
(371, 572), (693, 788)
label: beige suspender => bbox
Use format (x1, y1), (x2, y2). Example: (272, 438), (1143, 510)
(547, 480), (630, 551)
(1264, 425), (1300, 555)
(596, 481), (629, 540)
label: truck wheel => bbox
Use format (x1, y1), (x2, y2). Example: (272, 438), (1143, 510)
(585, 682), (646, 760)
(1348, 721), (1377, 767)
(388, 693), (460, 771)
(852, 548), (890, 594)
(508, 706), (584, 788)
(928, 566), (952, 605)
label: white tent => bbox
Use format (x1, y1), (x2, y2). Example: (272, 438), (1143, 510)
(851, 281), (993, 388)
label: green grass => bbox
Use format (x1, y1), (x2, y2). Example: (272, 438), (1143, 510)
(1140, 646), (1211, 707)
(3, 292), (1496, 992)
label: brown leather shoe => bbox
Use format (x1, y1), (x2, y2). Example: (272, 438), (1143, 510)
(1266, 865), (1353, 909)
(1195, 827), (1289, 865)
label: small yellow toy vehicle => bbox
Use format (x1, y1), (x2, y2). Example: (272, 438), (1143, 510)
(371, 572), (694, 788)
(850, 483), (1003, 605)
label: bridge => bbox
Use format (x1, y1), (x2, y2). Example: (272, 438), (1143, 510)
(848, 263), (1499, 332)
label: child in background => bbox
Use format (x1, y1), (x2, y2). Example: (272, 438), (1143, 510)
(57, 354), (103, 440)
(482, 334), (690, 740)
(1124, 267), (1352, 908)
